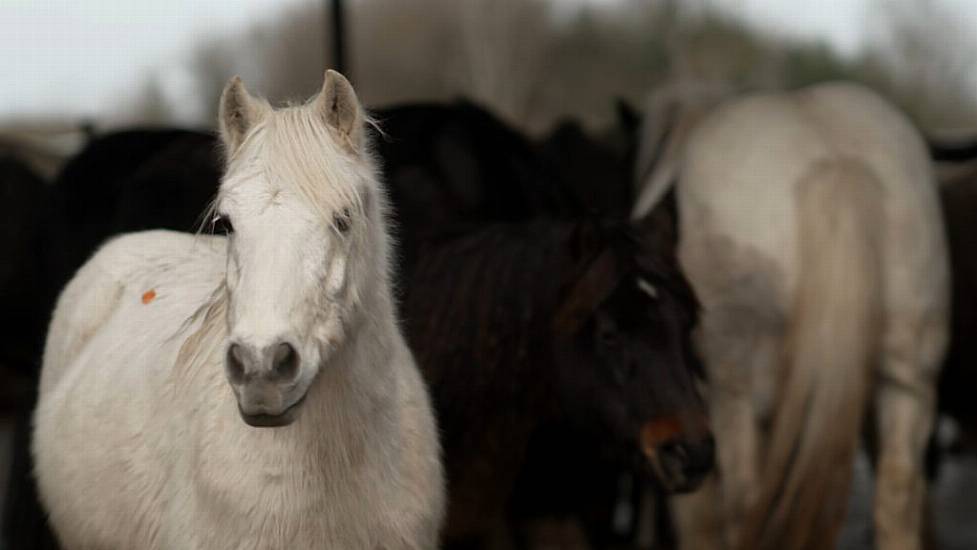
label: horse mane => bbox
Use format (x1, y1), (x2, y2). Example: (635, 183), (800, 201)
(403, 217), (696, 397)
(172, 282), (229, 387)
(404, 220), (577, 386)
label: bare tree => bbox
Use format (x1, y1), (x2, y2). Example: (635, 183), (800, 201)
(118, 75), (175, 126)
(192, 37), (245, 124)
(181, 0), (976, 134)
(455, 0), (551, 125)
(865, 0), (977, 130)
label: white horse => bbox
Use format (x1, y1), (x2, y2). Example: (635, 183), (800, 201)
(32, 71), (445, 549)
(633, 82), (949, 550)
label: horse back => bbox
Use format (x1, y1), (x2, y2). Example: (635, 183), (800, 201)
(679, 82), (945, 311)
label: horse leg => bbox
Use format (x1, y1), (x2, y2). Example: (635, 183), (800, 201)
(678, 304), (780, 549)
(873, 315), (946, 550)
(677, 232), (786, 548)
(712, 303), (791, 548)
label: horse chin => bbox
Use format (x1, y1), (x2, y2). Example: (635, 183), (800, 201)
(237, 393), (308, 428)
(637, 417), (713, 493)
(641, 452), (709, 494)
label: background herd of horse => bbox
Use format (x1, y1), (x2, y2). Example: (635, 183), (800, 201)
(1, 88), (977, 549)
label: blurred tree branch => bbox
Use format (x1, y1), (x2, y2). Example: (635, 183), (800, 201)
(176, 0), (976, 134)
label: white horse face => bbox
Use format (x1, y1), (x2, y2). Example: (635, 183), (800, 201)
(214, 71), (372, 427)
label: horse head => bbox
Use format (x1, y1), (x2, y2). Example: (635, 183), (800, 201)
(213, 71), (388, 427)
(553, 220), (713, 492)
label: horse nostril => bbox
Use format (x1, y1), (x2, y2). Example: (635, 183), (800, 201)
(271, 342), (299, 380)
(226, 343), (247, 384)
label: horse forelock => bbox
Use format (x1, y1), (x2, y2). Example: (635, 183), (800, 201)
(608, 221), (698, 315)
(220, 104), (378, 233)
(552, 219), (695, 335)
(553, 247), (624, 336)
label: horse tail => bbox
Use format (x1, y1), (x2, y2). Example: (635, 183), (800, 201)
(738, 159), (885, 550)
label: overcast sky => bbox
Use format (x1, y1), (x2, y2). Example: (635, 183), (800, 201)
(0, 0), (974, 122)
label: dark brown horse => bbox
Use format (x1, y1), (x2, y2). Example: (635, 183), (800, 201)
(0, 155), (48, 378)
(936, 166), (977, 455)
(401, 217), (711, 548)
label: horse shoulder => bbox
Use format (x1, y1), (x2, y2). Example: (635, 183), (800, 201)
(41, 229), (225, 393)
(36, 230), (229, 549)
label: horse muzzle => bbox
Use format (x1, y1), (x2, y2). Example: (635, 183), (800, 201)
(639, 416), (715, 493)
(226, 340), (309, 428)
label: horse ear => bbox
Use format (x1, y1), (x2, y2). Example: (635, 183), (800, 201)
(569, 218), (603, 261)
(615, 98), (641, 134)
(634, 187), (679, 260)
(218, 76), (264, 154)
(316, 70), (364, 151)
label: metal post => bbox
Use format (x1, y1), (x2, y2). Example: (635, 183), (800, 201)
(330, 0), (347, 76)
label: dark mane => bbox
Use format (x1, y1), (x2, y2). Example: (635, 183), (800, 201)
(575, 217), (700, 326)
(404, 220), (581, 397)
(403, 217), (699, 424)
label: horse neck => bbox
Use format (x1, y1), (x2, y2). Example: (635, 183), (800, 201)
(301, 306), (401, 436)
(298, 219), (402, 437)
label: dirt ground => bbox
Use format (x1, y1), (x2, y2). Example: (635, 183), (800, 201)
(2, 418), (976, 550)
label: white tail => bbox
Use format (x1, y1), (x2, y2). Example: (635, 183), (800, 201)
(738, 159), (884, 550)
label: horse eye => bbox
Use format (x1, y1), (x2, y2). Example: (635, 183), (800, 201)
(599, 329), (618, 347)
(213, 213), (234, 235)
(334, 208), (352, 233)
(596, 317), (618, 347)
(614, 360), (637, 384)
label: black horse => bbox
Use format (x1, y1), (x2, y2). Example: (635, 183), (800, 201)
(534, 102), (641, 222)
(373, 101), (583, 272)
(0, 156), (48, 380)
(42, 129), (221, 302)
(936, 169), (977, 454)
(401, 218), (711, 549)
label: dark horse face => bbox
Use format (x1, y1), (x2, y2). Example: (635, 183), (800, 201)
(553, 227), (713, 493)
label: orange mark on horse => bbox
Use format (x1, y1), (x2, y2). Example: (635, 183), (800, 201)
(141, 290), (157, 304)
